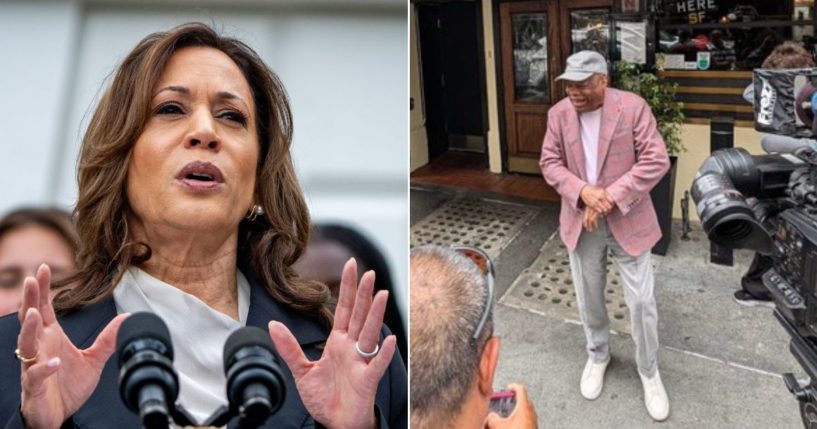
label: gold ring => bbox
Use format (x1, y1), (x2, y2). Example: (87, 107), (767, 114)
(14, 348), (38, 364)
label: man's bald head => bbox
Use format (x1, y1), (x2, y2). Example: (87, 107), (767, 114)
(410, 246), (493, 427)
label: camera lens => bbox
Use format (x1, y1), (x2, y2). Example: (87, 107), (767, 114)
(691, 148), (775, 254)
(712, 218), (754, 242)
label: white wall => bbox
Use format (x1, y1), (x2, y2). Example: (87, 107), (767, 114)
(0, 1), (80, 208)
(481, 0), (502, 173)
(409, 4), (428, 172)
(0, 1), (408, 321)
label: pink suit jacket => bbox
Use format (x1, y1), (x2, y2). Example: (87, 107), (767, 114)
(539, 87), (670, 256)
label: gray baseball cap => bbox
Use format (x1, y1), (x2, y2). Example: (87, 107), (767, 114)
(555, 50), (608, 82)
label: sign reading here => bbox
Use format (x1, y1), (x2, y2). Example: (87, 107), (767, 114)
(673, 0), (717, 24)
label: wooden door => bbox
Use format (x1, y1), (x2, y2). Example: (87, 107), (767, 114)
(500, 1), (559, 173)
(557, 0), (614, 104)
(501, 0), (612, 174)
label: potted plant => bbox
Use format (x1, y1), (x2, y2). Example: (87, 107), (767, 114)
(613, 60), (686, 255)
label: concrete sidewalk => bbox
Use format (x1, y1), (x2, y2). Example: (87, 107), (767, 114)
(411, 183), (804, 428)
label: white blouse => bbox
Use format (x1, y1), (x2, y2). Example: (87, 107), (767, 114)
(113, 266), (250, 425)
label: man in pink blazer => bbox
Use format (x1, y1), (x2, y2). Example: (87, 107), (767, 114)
(539, 51), (670, 421)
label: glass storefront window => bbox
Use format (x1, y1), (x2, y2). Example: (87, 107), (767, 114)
(657, 0), (815, 71)
(659, 27), (785, 70)
(571, 9), (610, 58)
(511, 12), (549, 102)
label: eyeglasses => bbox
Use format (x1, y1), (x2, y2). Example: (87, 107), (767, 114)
(452, 246), (495, 342)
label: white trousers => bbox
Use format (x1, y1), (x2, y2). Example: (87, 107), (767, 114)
(568, 219), (659, 377)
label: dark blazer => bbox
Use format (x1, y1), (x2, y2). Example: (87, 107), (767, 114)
(0, 268), (407, 429)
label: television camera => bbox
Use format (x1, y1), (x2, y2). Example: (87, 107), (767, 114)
(691, 67), (817, 427)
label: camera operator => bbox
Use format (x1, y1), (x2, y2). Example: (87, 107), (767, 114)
(409, 246), (538, 429)
(737, 42), (815, 308)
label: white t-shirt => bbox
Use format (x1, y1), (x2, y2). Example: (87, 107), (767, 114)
(579, 107), (603, 185)
(113, 266), (251, 426)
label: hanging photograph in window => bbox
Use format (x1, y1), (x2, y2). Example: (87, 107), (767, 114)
(617, 20), (648, 64)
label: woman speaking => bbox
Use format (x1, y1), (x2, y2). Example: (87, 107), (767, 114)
(0, 23), (406, 428)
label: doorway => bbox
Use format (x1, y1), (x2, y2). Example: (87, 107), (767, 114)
(499, 0), (612, 174)
(416, 1), (488, 163)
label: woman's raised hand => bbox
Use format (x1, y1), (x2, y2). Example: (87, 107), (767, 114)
(268, 258), (396, 429)
(16, 264), (128, 429)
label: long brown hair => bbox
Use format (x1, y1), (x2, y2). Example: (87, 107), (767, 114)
(55, 22), (332, 330)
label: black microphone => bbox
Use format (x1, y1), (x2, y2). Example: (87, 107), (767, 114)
(223, 326), (286, 428)
(117, 312), (179, 429)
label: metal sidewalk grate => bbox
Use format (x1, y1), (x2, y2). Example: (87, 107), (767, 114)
(501, 231), (660, 335)
(410, 197), (539, 259)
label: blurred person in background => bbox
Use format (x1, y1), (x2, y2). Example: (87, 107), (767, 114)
(295, 223), (407, 365)
(741, 41), (815, 105)
(0, 22), (406, 428)
(0, 207), (77, 316)
(410, 245), (538, 429)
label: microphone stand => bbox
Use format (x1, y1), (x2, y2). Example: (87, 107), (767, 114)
(200, 403), (271, 429)
(137, 395), (274, 428)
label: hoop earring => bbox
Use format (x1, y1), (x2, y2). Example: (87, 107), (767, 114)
(245, 204), (261, 221)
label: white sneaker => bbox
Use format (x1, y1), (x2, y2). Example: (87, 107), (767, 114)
(639, 369), (670, 421)
(580, 356), (610, 400)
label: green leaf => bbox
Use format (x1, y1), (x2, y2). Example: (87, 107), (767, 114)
(612, 60), (686, 155)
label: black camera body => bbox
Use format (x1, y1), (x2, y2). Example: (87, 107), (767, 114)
(691, 67), (817, 427)
(764, 209), (817, 333)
